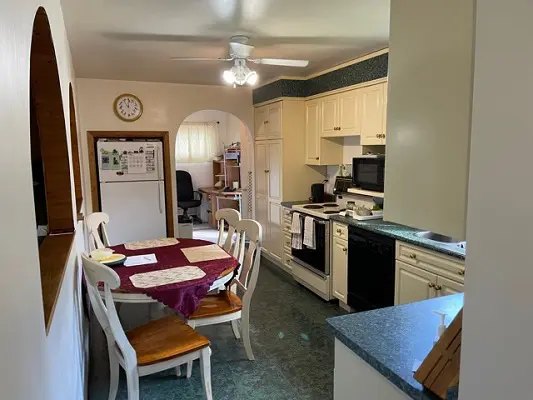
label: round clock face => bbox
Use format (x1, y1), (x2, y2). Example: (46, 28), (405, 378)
(113, 94), (143, 122)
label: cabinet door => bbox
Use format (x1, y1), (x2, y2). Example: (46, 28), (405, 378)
(305, 100), (321, 164)
(395, 260), (437, 305)
(320, 95), (338, 137)
(338, 90), (359, 135)
(255, 142), (269, 197)
(267, 141), (282, 202)
(360, 83), (385, 145)
(267, 103), (282, 138)
(267, 201), (282, 261)
(254, 106), (268, 140)
(255, 193), (269, 245)
(332, 237), (348, 302)
(382, 81), (388, 144)
(436, 276), (464, 297)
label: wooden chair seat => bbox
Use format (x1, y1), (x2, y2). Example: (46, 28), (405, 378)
(126, 315), (210, 366)
(189, 291), (243, 320)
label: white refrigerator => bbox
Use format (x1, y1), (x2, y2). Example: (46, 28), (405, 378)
(97, 139), (166, 245)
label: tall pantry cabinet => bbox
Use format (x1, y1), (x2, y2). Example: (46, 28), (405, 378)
(254, 99), (325, 263)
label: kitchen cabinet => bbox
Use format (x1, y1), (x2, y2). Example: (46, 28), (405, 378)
(385, 0), (474, 240)
(282, 206), (293, 272)
(360, 83), (387, 145)
(254, 99), (324, 262)
(305, 99), (343, 166)
(320, 96), (338, 136)
(254, 101), (282, 140)
(332, 236), (348, 303)
(320, 90), (360, 137)
(394, 241), (464, 305)
(395, 260), (437, 305)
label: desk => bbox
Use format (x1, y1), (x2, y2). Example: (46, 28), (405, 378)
(199, 187), (243, 227)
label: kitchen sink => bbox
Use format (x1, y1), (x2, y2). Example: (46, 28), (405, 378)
(415, 231), (462, 244)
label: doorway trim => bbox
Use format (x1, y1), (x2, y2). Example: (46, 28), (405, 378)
(87, 131), (175, 237)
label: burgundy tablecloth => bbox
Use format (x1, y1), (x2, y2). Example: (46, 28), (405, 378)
(109, 239), (239, 317)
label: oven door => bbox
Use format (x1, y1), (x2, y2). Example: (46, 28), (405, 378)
(291, 216), (329, 276)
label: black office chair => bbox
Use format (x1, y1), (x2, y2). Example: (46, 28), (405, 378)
(176, 170), (203, 223)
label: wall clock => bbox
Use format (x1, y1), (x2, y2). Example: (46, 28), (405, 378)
(113, 93), (143, 122)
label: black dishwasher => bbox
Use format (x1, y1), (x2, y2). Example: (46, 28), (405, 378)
(347, 226), (395, 311)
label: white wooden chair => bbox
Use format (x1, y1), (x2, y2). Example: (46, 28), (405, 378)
(215, 208), (241, 253)
(86, 212), (111, 251)
(81, 253), (213, 400)
(186, 219), (263, 376)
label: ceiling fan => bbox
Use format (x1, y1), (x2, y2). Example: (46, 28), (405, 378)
(170, 35), (310, 86)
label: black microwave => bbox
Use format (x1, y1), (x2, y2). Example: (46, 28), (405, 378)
(352, 155), (386, 192)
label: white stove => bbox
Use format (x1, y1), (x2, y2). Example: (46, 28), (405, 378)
(292, 202), (345, 219)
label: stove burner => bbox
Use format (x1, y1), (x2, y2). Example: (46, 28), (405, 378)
(322, 203), (339, 207)
(303, 205), (324, 209)
(323, 210), (340, 214)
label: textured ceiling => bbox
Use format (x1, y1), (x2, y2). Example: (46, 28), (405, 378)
(61, 0), (390, 86)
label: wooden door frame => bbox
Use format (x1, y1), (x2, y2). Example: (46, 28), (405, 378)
(87, 131), (174, 237)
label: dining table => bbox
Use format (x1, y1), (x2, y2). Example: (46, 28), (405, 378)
(107, 238), (240, 318)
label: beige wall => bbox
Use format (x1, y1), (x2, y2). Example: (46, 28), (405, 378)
(76, 78), (254, 229)
(0, 1), (86, 399)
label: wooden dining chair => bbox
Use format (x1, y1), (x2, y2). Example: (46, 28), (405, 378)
(81, 253), (213, 400)
(215, 208), (241, 253)
(86, 212), (111, 251)
(186, 219), (262, 376)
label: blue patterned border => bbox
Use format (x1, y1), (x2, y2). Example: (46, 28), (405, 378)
(253, 53), (388, 104)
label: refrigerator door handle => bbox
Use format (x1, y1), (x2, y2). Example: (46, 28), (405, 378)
(158, 181), (163, 214)
(156, 146), (162, 180)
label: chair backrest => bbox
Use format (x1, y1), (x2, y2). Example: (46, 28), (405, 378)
(81, 253), (137, 367)
(232, 219), (263, 302)
(216, 208), (241, 252)
(86, 212), (111, 251)
(176, 170), (194, 202)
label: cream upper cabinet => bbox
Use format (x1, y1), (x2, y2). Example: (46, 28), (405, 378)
(436, 276), (464, 297)
(338, 90), (359, 135)
(320, 96), (338, 137)
(255, 142), (268, 197)
(254, 107), (268, 140)
(332, 236), (348, 303)
(267, 140), (282, 202)
(305, 100), (320, 164)
(254, 102), (282, 140)
(395, 260), (437, 305)
(267, 103), (282, 138)
(360, 83), (386, 145)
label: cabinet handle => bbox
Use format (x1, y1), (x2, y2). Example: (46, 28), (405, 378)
(435, 285), (443, 291)
(265, 170), (270, 173)
(336, 228), (342, 234)
(315, 157), (319, 160)
(408, 253), (417, 259)
(428, 282), (435, 288)
(342, 247), (347, 252)
(458, 270), (465, 276)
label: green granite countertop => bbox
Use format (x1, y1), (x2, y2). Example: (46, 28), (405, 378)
(329, 215), (465, 260)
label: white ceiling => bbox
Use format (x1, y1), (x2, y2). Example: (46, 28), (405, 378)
(61, 0), (390, 86)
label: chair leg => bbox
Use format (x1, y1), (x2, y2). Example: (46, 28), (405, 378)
(231, 319), (241, 339)
(125, 368), (140, 400)
(108, 348), (119, 400)
(242, 308), (255, 361)
(200, 348), (213, 400)
(186, 320), (195, 378)
(175, 365), (181, 377)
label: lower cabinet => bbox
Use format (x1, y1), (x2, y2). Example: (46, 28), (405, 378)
(256, 193), (282, 262)
(395, 260), (464, 305)
(332, 236), (348, 303)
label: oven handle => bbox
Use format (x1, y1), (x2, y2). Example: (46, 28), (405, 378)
(288, 211), (327, 224)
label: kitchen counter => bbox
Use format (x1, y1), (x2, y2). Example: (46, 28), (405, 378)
(327, 294), (463, 400)
(329, 215), (465, 260)
(280, 200), (311, 208)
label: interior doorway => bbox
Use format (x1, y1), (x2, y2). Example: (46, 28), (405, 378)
(174, 110), (253, 242)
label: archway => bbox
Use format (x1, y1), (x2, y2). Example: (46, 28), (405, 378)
(30, 6), (74, 331)
(69, 83), (83, 215)
(174, 110), (254, 241)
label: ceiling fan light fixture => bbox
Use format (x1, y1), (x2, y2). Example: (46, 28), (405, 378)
(246, 70), (258, 85)
(222, 69), (235, 84)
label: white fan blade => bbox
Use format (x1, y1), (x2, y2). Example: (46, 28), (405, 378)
(229, 42), (254, 58)
(170, 57), (233, 62)
(251, 58), (309, 67)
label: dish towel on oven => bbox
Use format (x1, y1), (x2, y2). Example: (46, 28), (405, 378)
(291, 212), (303, 250)
(303, 216), (316, 249)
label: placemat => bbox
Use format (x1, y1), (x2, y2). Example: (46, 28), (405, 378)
(124, 238), (179, 250)
(129, 266), (206, 289)
(182, 243), (232, 263)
